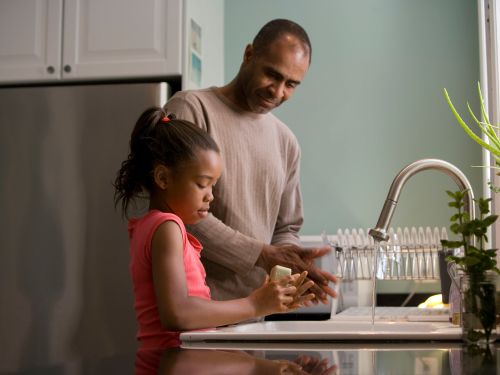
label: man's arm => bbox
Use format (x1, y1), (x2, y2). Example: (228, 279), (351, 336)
(266, 134), (337, 302)
(187, 213), (263, 275)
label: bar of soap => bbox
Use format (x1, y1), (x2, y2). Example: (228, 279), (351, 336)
(270, 265), (292, 281)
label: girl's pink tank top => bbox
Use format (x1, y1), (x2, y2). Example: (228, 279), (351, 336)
(128, 210), (211, 349)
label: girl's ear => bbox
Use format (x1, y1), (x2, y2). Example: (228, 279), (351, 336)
(153, 165), (170, 190)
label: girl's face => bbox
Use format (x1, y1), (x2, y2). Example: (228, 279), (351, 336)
(154, 149), (222, 224)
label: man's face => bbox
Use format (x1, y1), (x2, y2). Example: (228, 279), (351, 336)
(239, 34), (310, 114)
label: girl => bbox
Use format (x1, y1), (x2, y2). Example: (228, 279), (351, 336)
(114, 107), (314, 349)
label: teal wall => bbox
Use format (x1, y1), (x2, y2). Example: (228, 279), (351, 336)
(224, 0), (482, 236)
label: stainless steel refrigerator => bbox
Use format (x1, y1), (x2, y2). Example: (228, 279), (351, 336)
(0, 82), (170, 372)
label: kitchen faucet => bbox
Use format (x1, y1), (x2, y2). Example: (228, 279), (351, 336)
(368, 158), (475, 242)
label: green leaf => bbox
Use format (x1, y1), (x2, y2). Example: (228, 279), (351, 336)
(446, 255), (462, 264)
(444, 88), (500, 156)
(441, 240), (464, 249)
(443, 89), (500, 156)
(485, 249), (497, 257)
(478, 81), (491, 124)
(483, 215), (498, 226)
(464, 257), (481, 267)
(446, 190), (457, 198)
(450, 223), (460, 234)
(468, 105), (500, 152)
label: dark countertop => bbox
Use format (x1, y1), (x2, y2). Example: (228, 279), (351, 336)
(6, 342), (498, 374)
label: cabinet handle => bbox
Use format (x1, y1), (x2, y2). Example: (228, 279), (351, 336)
(64, 65), (72, 73)
(46, 66), (55, 74)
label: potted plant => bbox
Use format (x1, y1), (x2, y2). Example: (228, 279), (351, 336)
(442, 83), (500, 346)
(441, 190), (498, 345)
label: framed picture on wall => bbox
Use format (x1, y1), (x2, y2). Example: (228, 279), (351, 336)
(189, 19), (202, 87)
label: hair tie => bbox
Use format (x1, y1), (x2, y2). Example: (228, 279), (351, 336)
(161, 116), (171, 124)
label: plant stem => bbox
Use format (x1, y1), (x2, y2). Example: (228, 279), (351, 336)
(458, 196), (469, 258)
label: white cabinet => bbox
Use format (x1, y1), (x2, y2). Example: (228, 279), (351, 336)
(0, 0), (183, 84)
(0, 0), (63, 83)
(63, 0), (182, 81)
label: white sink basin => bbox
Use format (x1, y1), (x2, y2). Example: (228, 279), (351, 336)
(180, 320), (461, 342)
(232, 320), (432, 332)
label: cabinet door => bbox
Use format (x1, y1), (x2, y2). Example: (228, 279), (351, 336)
(62, 0), (182, 81)
(0, 0), (62, 83)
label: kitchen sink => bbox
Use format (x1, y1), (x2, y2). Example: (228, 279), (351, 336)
(180, 320), (461, 342)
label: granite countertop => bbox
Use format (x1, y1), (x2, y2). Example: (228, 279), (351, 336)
(8, 342), (498, 375)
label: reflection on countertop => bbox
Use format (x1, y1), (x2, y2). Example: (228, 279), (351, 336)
(136, 346), (333, 375)
(7, 343), (498, 375)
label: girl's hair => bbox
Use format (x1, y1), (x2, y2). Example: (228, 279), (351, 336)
(114, 106), (220, 216)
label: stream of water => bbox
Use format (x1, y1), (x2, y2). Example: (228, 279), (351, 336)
(371, 241), (381, 325)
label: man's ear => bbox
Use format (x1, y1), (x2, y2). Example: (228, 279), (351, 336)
(153, 165), (170, 189)
(243, 43), (253, 63)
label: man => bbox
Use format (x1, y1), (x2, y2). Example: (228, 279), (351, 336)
(164, 19), (336, 303)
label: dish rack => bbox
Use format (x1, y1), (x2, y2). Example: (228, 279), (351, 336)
(323, 226), (449, 281)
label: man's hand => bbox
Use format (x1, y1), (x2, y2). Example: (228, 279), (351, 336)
(258, 243), (337, 304)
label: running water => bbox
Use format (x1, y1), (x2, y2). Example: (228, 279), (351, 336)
(371, 240), (381, 325)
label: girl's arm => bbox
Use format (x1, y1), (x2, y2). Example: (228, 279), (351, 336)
(152, 221), (312, 331)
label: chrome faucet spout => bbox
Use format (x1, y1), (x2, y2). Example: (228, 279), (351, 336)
(368, 158), (475, 242)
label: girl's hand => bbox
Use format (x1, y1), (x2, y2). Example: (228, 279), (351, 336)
(289, 271), (315, 309)
(254, 358), (306, 374)
(294, 355), (338, 375)
(259, 244), (337, 304)
(249, 276), (297, 316)
(248, 272), (316, 317)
